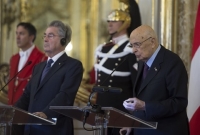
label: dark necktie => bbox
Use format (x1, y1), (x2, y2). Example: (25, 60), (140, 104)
(143, 63), (149, 79)
(40, 59), (54, 81)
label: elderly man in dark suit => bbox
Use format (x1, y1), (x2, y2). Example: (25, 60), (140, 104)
(120, 25), (189, 135)
(14, 20), (83, 135)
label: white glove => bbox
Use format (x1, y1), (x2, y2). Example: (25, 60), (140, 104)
(123, 98), (145, 111)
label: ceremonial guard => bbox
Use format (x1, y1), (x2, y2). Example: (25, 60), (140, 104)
(95, 9), (139, 112)
(91, 1), (141, 134)
(8, 22), (47, 105)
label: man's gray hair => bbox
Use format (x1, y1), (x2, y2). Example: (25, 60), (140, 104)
(48, 20), (72, 45)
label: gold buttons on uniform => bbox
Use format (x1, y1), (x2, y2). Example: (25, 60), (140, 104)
(109, 80), (113, 82)
(118, 58), (121, 61)
(15, 80), (18, 86)
(115, 63), (118, 66)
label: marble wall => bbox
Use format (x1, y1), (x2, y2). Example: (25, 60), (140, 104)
(177, 0), (199, 73)
(138, 0), (199, 73)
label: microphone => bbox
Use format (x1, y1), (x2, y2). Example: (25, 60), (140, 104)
(92, 56), (129, 93)
(92, 86), (122, 93)
(87, 56), (129, 113)
(99, 56), (128, 86)
(0, 61), (32, 91)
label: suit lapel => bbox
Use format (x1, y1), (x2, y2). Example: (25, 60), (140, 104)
(136, 46), (166, 95)
(35, 62), (46, 88)
(35, 53), (68, 94)
(137, 63), (161, 95)
(132, 61), (144, 96)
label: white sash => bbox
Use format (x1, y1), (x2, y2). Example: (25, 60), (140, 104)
(95, 38), (131, 77)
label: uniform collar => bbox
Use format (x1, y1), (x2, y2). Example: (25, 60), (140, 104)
(112, 34), (128, 44)
(19, 45), (35, 57)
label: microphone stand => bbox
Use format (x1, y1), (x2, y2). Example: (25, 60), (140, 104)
(82, 90), (109, 135)
(0, 61), (32, 92)
(87, 56), (128, 112)
(82, 91), (102, 132)
(82, 57), (129, 134)
(100, 56), (128, 86)
(82, 53), (131, 134)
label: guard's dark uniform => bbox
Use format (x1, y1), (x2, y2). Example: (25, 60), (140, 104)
(95, 36), (137, 113)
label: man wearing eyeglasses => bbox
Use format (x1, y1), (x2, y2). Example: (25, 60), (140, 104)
(14, 20), (83, 135)
(120, 25), (189, 135)
(8, 22), (47, 105)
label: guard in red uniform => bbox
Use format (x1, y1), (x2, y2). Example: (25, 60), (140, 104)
(8, 22), (47, 105)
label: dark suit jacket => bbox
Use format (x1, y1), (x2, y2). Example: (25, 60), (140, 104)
(133, 46), (189, 135)
(15, 53), (83, 135)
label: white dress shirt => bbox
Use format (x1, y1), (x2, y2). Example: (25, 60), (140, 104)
(18, 45), (35, 71)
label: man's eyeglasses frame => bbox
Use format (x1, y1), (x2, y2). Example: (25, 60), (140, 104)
(128, 37), (152, 48)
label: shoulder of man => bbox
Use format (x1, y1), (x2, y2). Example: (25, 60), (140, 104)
(32, 46), (47, 61)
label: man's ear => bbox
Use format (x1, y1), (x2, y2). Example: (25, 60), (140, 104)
(30, 35), (35, 42)
(151, 38), (156, 48)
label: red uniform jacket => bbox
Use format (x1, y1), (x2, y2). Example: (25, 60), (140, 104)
(8, 46), (47, 105)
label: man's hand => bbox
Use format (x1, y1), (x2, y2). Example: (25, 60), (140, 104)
(119, 127), (132, 135)
(123, 97), (145, 111)
(33, 112), (47, 119)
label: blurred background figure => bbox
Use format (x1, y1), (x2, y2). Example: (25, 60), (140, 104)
(8, 22), (47, 105)
(93, 0), (141, 134)
(0, 63), (9, 104)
